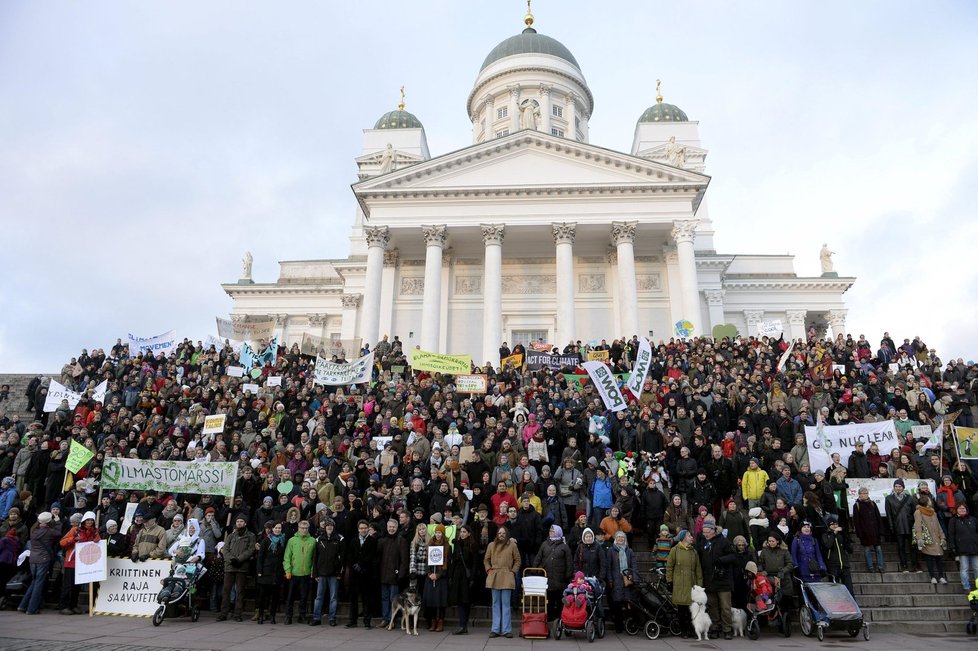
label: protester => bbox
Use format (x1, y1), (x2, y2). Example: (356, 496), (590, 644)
(666, 529), (702, 639)
(914, 495), (948, 585)
(484, 527), (520, 638)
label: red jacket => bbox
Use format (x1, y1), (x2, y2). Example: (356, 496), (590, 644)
(60, 524), (101, 569)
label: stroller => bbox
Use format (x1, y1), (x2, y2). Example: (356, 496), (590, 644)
(743, 574), (791, 639)
(554, 576), (606, 643)
(152, 562), (205, 626)
(797, 576), (868, 641)
(631, 567), (681, 639)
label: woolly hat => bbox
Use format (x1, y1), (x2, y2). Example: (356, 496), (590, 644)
(659, 524), (670, 533)
(106, 519), (118, 529)
(82, 511), (96, 522)
(677, 529), (690, 542)
(893, 478), (905, 488)
(748, 507), (763, 518)
(37, 512), (53, 524)
(745, 561), (758, 574)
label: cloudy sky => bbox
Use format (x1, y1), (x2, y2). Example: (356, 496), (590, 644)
(1, 1), (976, 372)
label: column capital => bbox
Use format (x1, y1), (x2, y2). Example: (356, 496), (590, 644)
(704, 289), (726, 306)
(662, 244), (679, 264)
(507, 84), (521, 99)
(307, 314), (328, 326)
(786, 309), (808, 326)
(552, 222), (577, 245)
(483, 93), (494, 107)
(565, 92), (578, 106)
(421, 224), (447, 247)
(341, 294), (363, 309)
(539, 83), (553, 96)
(481, 224), (506, 246)
(827, 309), (847, 325)
(383, 247), (399, 266)
(743, 310), (764, 326)
(273, 313), (289, 326)
(610, 221), (637, 246)
(671, 219), (700, 245)
(363, 225), (390, 248)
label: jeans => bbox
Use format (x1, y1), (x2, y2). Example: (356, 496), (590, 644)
(959, 555), (978, 591)
(313, 576), (339, 622)
(863, 545), (884, 570)
(19, 562), (51, 614)
(286, 575), (311, 618)
(380, 583), (399, 623)
(491, 588), (512, 634)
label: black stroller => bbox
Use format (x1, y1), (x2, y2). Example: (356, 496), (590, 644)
(631, 567), (681, 639)
(152, 562), (205, 626)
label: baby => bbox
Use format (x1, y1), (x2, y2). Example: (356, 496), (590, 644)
(562, 571), (593, 607)
(745, 561), (773, 612)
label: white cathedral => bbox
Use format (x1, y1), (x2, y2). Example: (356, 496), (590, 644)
(224, 9), (854, 364)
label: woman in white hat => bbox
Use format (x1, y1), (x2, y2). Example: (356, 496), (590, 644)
(59, 510), (100, 614)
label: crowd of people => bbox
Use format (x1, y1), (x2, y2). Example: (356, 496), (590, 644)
(0, 330), (977, 640)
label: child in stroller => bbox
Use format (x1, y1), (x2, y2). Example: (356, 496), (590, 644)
(746, 561), (774, 613)
(555, 572), (606, 641)
(153, 534), (207, 626)
(562, 571), (593, 608)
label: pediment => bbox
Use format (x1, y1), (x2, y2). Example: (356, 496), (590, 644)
(636, 142), (708, 174)
(353, 131), (710, 195)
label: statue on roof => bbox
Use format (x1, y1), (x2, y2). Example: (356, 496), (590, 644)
(241, 251), (253, 280)
(666, 136), (686, 169)
(379, 143), (395, 174)
(519, 99), (539, 130)
(820, 243), (836, 274)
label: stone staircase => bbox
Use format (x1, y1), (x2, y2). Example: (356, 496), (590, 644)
(0, 373), (49, 424)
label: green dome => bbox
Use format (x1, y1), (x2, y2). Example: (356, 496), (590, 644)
(638, 102), (688, 123)
(481, 27), (580, 71)
(374, 109), (423, 130)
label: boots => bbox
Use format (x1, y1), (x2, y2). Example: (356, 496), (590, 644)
(257, 609), (265, 625)
(453, 626), (469, 635)
(434, 618), (444, 632)
(270, 613), (277, 625)
(428, 619), (437, 631)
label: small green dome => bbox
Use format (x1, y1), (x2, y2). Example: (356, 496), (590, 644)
(481, 27), (580, 71)
(374, 109), (423, 130)
(638, 102), (688, 124)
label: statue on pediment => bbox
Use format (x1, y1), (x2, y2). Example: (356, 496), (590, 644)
(666, 136), (686, 169)
(241, 251), (253, 280)
(379, 143), (394, 174)
(820, 243), (836, 274)
(519, 99), (539, 130)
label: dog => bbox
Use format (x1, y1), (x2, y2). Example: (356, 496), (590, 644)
(690, 585), (712, 641)
(388, 583), (423, 636)
(730, 607), (747, 638)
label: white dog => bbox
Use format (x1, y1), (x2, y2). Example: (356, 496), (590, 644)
(730, 607), (747, 638)
(690, 585), (712, 641)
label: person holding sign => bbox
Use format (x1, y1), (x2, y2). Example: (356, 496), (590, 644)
(58, 510), (100, 614)
(423, 524), (450, 632)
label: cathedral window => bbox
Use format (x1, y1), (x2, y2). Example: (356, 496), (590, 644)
(551, 127), (564, 137)
(496, 106), (508, 119)
(552, 105), (563, 118)
(495, 129), (510, 138)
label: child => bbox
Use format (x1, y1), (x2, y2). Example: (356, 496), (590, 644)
(562, 571), (593, 607)
(721, 431), (736, 458)
(745, 560), (773, 612)
(654, 524), (674, 569)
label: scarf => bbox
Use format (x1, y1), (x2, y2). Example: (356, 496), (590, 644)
(549, 525), (563, 542)
(613, 543), (629, 574)
(268, 533), (284, 552)
(918, 505), (935, 517)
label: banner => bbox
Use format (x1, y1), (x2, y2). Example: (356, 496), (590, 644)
(299, 333), (362, 360)
(582, 361), (629, 412)
(804, 421), (899, 476)
(128, 329), (177, 358)
(203, 334), (242, 353)
(625, 337), (653, 400)
(955, 426), (978, 460)
(242, 383), (260, 394)
(777, 341), (794, 371)
(101, 458), (238, 496)
(202, 414), (226, 435)
(757, 319), (784, 337)
(586, 350), (610, 362)
(75, 540), (108, 584)
(526, 350), (579, 371)
(530, 342), (553, 352)
(500, 353), (524, 370)
(239, 341), (256, 369)
(44, 379), (108, 412)
(843, 478), (935, 515)
(408, 349), (471, 374)
(65, 439), (95, 474)
(456, 374), (488, 394)
(94, 557), (170, 617)
(314, 351), (374, 386)
(255, 336), (278, 367)
(216, 316), (276, 342)
(563, 373), (629, 391)
(120, 502), (138, 535)
(226, 366), (245, 378)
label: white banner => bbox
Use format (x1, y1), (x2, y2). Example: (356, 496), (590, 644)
(844, 478), (936, 515)
(102, 458), (238, 496)
(202, 414), (226, 435)
(757, 319), (784, 337)
(625, 337), (653, 400)
(203, 334), (242, 353)
(120, 502), (137, 535)
(128, 329), (177, 358)
(300, 333), (362, 360)
(94, 557), (170, 617)
(44, 379), (108, 412)
(777, 341), (794, 371)
(582, 361), (628, 412)
(242, 383), (260, 394)
(226, 366), (245, 378)
(455, 374), (488, 394)
(804, 421), (899, 476)
(216, 316), (276, 342)
(75, 540), (108, 584)
(314, 351), (374, 386)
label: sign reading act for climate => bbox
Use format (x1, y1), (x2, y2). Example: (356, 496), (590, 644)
(102, 458), (237, 497)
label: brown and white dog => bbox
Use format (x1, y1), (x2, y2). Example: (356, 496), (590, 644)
(388, 582), (423, 636)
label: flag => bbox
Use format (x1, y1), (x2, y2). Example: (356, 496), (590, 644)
(582, 361), (628, 412)
(62, 470), (74, 494)
(65, 439), (95, 474)
(257, 336), (278, 367)
(625, 337), (653, 400)
(239, 341), (256, 368)
(776, 340), (794, 371)
(922, 422), (943, 450)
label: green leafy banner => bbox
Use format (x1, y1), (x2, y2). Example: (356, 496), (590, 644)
(102, 458), (237, 496)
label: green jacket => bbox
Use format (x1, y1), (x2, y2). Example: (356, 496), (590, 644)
(284, 532), (315, 576)
(665, 542), (703, 606)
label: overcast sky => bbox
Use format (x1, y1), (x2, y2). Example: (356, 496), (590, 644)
(1, 1), (976, 372)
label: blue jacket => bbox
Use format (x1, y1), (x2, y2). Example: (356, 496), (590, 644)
(592, 477), (614, 509)
(776, 476), (803, 506)
(0, 486), (17, 521)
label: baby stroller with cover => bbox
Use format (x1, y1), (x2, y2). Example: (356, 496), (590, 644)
(152, 562), (205, 626)
(627, 567), (681, 639)
(554, 576), (606, 643)
(797, 575), (868, 641)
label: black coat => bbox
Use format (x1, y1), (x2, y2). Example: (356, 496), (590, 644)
(377, 534), (409, 584)
(313, 531), (345, 577)
(885, 491), (916, 536)
(257, 537), (285, 586)
(696, 533), (736, 592)
(948, 515), (978, 556)
(448, 538), (478, 606)
(641, 488), (668, 527)
(533, 539), (573, 590)
(346, 534), (377, 579)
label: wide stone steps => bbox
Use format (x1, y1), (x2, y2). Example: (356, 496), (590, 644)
(0, 373), (50, 422)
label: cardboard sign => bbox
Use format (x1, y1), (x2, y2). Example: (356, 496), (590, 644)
(587, 350), (610, 362)
(757, 320), (784, 337)
(202, 414), (226, 435)
(459, 445), (478, 464)
(242, 383), (260, 394)
(456, 374), (488, 394)
(94, 558), (170, 616)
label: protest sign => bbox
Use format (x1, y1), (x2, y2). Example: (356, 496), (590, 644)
(94, 558), (170, 617)
(674, 320), (694, 338)
(582, 361), (628, 412)
(530, 341), (553, 352)
(65, 439), (95, 474)
(267, 376), (282, 387)
(202, 414), (226, 435)
(563, 373), (629, 391)
(955, 426), (978, 460)
(120, 502), (138, 535)
(460, 445), (478, 464)
(314, 351), (374, 386)
(102, 458), (237, 496)
(239, 341), (257, 369)
(832, 364), (846, 374)
(242, 383), (260, 394)
(804, 421), (899, 476)
(757, 319), (784, 337)
(625, 337), (652, 400)
(44, 379), (108, 412)
(843, 478), (935, 515)
(526, 350), (579, 371)
(226, 366), (245, 378)
(128, 330), (177, 358)
(216, 316), (276, 342)
(427, 546), (445, 566)
(777, 342), (794, 371)
(408, 349), (471, 374)
(587, 350), (610, 362)
(456, 374), (488, 394)
(500, 353), (524, 370)
(299, 333), (362, 360)
(75, 540), (108, 584)
(203, 334), (242, 353)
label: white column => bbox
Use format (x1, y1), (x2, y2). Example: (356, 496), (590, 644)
(827, 309), (847, 338)
(786, 309), (808, 342)
(361, 226), (388, 347)
(671, 219), (702, 336)
(566, 93), (577, 141)
(482, 94), (493, 141)
(540, 84), (552, 134)
(340, 295), (362, 340)
(662, 245), (683, 327)
(379, 248), (398, 339)
(553, 222), (577, 347)
(508, 85), (520, 132)
(611, 221), (639, 337)
(482, 224), (505, 365)
(704, 289), (725, 335)
(744, 310), (764, 337)
(440, 248), (451, 352)
(421, 225), (446, 352)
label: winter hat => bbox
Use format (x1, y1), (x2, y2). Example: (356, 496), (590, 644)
(893, 478), (905, 488)
(575, 510), (586, 520)
(6, 507), (19, 518)
(702, 521), (717, 531)
(745, 561), (758, 574)
(106, 519), (118, 530)
(659, 524), (670, 533)
(582, 527), (595, 542)
(677, 529), (690, 542)
(69, 513), (83, 525)
(748, 507), (763, 518)
(37, 512), (53, 524)
(82, 511), (96, 523)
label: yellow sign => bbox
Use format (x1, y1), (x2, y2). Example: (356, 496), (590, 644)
(587, 350), (610, 362)
(408, 349), (472, 374)
(500, 353), (524, 370)
(202, 414), (227, 435)
(65, 439), (95, 474)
